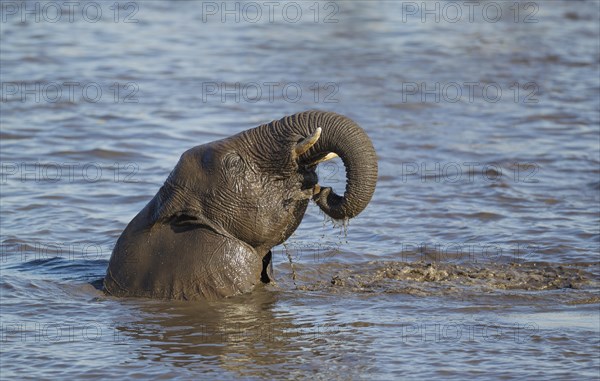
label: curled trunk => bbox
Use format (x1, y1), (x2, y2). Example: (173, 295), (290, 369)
(278, 111), (378, 220)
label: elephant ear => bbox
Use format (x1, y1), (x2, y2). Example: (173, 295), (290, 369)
(151, 185), (198, 225)
(150, 181), (234, 240)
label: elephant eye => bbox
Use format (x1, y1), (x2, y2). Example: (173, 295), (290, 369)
(222, 153), (246, 176)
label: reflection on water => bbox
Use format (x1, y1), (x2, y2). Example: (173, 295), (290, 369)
(1, 1), (599, 379)
(114, 290), (373, 379)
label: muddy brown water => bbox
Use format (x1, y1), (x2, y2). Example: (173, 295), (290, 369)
(1, 2), (599, 380)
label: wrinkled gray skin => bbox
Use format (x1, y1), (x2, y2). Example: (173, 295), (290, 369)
(104, 111), (378, 300)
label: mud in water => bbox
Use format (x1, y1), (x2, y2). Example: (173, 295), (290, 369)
(300, 261), (598, 297)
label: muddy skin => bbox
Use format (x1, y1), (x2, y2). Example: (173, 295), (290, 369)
(104, 111), (378, 301)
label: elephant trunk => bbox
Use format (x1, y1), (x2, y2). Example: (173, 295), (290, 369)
(280, 111), (378, 220)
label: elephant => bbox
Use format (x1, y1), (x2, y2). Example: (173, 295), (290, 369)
(104, 110), (378, 300)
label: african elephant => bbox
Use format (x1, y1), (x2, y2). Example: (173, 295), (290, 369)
(104, 110), (377, 300)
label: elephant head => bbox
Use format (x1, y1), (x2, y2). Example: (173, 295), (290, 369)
(104, 110), (377, 300)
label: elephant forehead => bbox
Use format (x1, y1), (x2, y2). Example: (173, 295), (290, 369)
(181, 142), (244, 169)
(163, 151), (205, 190)
(173, 144), (231, 182)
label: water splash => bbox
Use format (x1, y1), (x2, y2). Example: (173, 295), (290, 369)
(319, 209), (350, 244)
(281, 242), (298, 288)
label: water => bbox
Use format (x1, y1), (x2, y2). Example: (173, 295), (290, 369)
(1, 1), (599, 379)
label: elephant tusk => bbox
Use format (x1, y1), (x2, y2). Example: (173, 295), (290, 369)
(310, 152), (339, 166)
(294, 127), (321, 157)
(313, 184), (321, 195)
